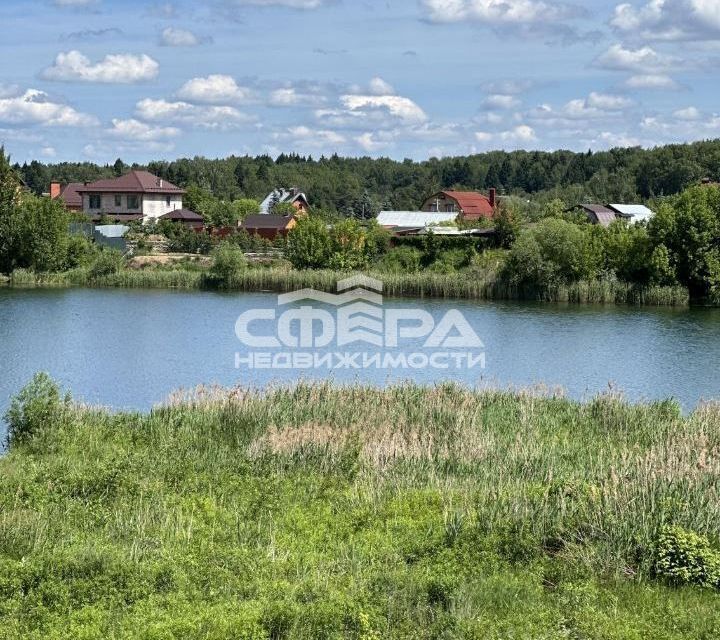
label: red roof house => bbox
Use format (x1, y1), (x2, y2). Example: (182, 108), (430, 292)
(421, 189), (496, 220)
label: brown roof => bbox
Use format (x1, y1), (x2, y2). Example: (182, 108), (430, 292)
(160, 208), (204, 222)
(76, 171), (185, 195)
(241, 214), (295, 230)
(59, 182), (83, 208)
(437, 191), (494, 217)
(579, 204), (617, 227)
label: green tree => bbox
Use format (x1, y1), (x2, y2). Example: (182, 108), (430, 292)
(493, 203), (520, 249)
(649, 185), (720, 297)
(285, 217), (332, 269)
(328, 218), (368, 270)
(209, 242), (247, 285)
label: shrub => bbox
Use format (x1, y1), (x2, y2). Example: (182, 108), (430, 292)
(209, 242), (247, 285)
(4, 373), (70, 447)
(89, 249), (124, 279)
(377, 246), (422, 274)
(653, 526), (720, 588)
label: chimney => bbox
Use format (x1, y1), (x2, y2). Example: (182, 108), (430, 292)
(50, 182), (61, 200)
(489, 188), (497, 208)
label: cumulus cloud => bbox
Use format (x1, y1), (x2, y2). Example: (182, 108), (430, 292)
(481, 94), (521, 110)
(176, 75), (254, 104)
(42, 50), (159, 83)
(475, 124), (537, 147)
(593, 43), (681, 73)
(624, 73), (680, 89)
(135, 98), (253, 128)
(421, 0), (585, 24)
(0, 89), (98, 127)
(368, 77), (395, 96)
(339, 95), (427, 124)
(611, 0), (720, 41)
(268, 87), (327, 107)
(673, 106), (701, 120)
(40, 146), (58, 157)
(160, 27), (211, 46)
(221, 0), (329, 7)
(529, 92), (632, 127)
(355, 132), (390, 152)
(274, 125), (346, 149)
(107, 118), (180, 141)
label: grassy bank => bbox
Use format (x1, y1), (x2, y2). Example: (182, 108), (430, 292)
(2, 377), (720, 638)
(5, 266), (691, 306)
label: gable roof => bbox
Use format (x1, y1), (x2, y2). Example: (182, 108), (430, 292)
(159, 208), (204, 222)
(59, 182), (83, 208)
(607, 204), (655, 222)
(377, 211), (458, 228)
(76, 171), (185, 195)
(437, 191), (494, 217)
(242, 214), (295, 230)
(578, 204), (617, 227)
(259, 188), (308, 214)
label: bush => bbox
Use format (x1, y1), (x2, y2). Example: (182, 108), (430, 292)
(377, 246), (423, 273)
(4, 373), (70, 447)
(209, 242), (247, 285)
(89, 250), (125, 279)
(653, 526), (720, 588)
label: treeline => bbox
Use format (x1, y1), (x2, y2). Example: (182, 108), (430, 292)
(14, 140), (720, 216)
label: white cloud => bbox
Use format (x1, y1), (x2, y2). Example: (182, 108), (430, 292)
(624, 73), (680, 89)
(611, 0), (720, 41)
(368, 77), (395, 96)
(593, 131), (642, 148)
(594, 43), (680, 73)
(275, 125), (346, 148)
(421, 0), (584, 24)
(673, 106), (701, 120)
(586, 92), (633, 110)
(475, 124), (537, 147)
(160, 27), (209, 46)
(529, 92), (632, 125)
(0, 89), (98, 127)
(40, 146), (57, 157)
(42, 50), (159, 83)
(482, 94), (521, 110)
(176, 75), (254, 104)
(340, 94), (427, 124)
(268, 87), (327, 107)
(108, 118), (180, 141)
(355, 132), (390, 152)
(135, 98), (253, 128)
(221, 0), (328, 7)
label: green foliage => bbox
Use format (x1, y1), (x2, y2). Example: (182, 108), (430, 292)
(3, 373), (70, 447)
(1, 381), (720, 637)
(209, 242), (247, 285)
(504, 218), (601, 288)
(654, 526), (720, 588)
(272, 202), (298, 217)
(649, 185), (720, 298)
(493, 202), (520, 248)
(89, 250), (125, 279)
(377, 246), (423, 273)
(327, 218), (368, 270)
(285, 217), (332, 269)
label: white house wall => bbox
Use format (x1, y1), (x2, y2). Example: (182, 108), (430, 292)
(142, 194), (183, 220)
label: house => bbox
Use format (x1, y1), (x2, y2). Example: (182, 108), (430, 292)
(607, 204), (655, 224)
(240, 214), (296, 239)
(75, 171), (186, 223)
(259, 188), (309, 215)
(50, 182), (83, 212)
(159, 208), (205, 230)
(420, 189), (497, 220)
(377, 211), (458, 234)
(575, 204), (620, 227)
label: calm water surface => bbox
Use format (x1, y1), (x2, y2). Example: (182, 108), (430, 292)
(1, 287), (719, 437)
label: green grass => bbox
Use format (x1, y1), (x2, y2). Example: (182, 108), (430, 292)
(1, 378), (720, 638)
(5, 266), (691, 306)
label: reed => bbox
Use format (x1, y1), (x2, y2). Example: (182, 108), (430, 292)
(1, 378), (719, 638)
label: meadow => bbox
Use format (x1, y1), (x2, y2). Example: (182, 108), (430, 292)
(1, 375), (719, 638)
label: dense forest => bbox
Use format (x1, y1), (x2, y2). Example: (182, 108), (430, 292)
(14, 139), (720, 216)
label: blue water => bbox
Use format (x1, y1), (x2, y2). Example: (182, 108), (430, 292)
(1, 288), (719, 439)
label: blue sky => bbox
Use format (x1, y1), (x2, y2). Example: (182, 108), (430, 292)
(1, 0), (718, 163)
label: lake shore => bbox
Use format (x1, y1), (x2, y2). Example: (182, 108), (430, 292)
(3, 265), (691, 306)
(2, 377), (719, 638)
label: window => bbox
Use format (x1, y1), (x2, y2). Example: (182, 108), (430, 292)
(446, 204), (456, 213)
(89, 194), (101, 209)
(114, 195), (122, 207)
(166, 196), (172, 207)
(127, 195), (140, 210)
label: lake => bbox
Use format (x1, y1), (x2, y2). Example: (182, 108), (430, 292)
(1, 287), (719, 439)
